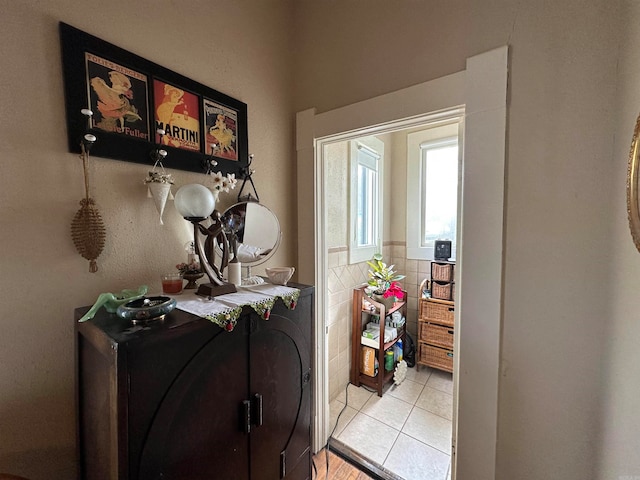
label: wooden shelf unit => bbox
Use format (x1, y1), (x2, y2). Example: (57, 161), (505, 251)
(350, 285), (407, 397)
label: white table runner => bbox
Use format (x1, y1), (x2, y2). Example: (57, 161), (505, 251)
(175, 283), (300, 331)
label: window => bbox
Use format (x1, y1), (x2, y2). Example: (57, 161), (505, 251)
(349, 137), (383, 263)
(407, 122), (461, 260)
(422, 138), (458, 249)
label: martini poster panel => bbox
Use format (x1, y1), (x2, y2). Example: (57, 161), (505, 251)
(153, 80), (201, 152)
(204, 98), (238, 161)
(85, 53), (150, 140)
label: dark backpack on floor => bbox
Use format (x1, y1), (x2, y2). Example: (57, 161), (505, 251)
(403, 332), (416, 367)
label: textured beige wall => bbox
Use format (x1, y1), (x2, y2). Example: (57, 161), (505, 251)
(599, 1), (640, 478)
(0, 1), (293, 477)
(324, 141), (349, 248)
(294, 1), (623, 479)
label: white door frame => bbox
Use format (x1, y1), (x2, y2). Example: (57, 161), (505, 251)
(296, 46), (508, 480)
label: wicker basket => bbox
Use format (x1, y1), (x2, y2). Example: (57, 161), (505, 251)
(419, 322), (454, 349)
(419, 298), (427, 318)
(431, 280), (454, 301)
(431, 262), (454, 282)
(424, 300), (455, 326)
(419, 343), (453, 372)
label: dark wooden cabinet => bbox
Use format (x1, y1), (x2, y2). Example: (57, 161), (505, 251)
(75, 284), (314, 480)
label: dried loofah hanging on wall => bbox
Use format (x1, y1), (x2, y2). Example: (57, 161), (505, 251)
(71, 197), (105, 273)
(71, 137), (106, 273)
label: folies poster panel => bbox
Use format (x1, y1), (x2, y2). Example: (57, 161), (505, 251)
(204, 98), (238, 161)
(153, 80), (201, 152)
(85, 53), (150, 141)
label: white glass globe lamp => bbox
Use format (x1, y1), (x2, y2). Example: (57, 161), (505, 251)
(174, 184), (216, 220)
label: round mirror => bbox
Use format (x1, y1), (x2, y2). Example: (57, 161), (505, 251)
(220, 202), (281, 267)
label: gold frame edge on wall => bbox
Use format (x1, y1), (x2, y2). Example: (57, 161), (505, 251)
(627, 112), (640, 253)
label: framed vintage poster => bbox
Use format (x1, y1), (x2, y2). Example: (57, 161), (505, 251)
(204, 98), (239, 162)
(153, 79), (201, 152)
(60, 22), (248, 174)
(85, 53), (150, 141)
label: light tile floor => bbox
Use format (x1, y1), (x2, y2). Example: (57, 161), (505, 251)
(329, 366), (453, 480)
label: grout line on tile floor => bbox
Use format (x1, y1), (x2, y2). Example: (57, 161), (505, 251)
(412, 400), (455, 422)
(381, 430), (402, 470)
(399, 428), (452, 457)
(399, 405), (417, 432)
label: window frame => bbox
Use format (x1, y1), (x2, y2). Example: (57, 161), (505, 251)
(406, 121), (462, 261)
(349, 137), (383, 264)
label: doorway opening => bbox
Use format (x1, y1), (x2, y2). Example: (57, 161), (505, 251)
(318, 110), (463, 480)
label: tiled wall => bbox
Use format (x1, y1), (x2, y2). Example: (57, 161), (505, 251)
(326, 243), (432, 402)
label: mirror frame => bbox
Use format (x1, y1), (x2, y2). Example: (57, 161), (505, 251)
(628, 113), (640, 253)
(219, 202), (282, 267)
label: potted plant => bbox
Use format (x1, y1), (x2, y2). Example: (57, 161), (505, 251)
(365, 253), (405, 309)
(176, 260), (204, 289)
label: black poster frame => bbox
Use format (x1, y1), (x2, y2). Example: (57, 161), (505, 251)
(60, 22), (248, 175)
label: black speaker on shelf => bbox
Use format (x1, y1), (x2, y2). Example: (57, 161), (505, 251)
(434, 240), (452, 260)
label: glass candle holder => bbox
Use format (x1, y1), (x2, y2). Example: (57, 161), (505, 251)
(161, 273), (183, 295)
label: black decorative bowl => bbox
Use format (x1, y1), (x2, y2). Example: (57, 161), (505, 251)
(116, 296), (177, 323)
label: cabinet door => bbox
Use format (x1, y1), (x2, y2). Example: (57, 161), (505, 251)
(249, 311), (311, 480)
(137, 326), (249, 480)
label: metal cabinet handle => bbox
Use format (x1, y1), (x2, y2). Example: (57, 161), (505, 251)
(242, 400), (251, 434)
(252, 393), (263, 427)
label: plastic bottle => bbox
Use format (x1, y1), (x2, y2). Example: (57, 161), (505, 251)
(385, 349), (394, 371)
(395, 338), (403, 362)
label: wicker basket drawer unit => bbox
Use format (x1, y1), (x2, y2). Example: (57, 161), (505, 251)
(419, 343), (453, 373)
(421, 298), (454, 327)
(419, 322), (454, 350)
(418, 294), (455, 373)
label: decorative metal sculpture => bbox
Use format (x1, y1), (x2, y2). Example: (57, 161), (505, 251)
(237, 154), (259, 202)
(174, 183), (236, 298)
